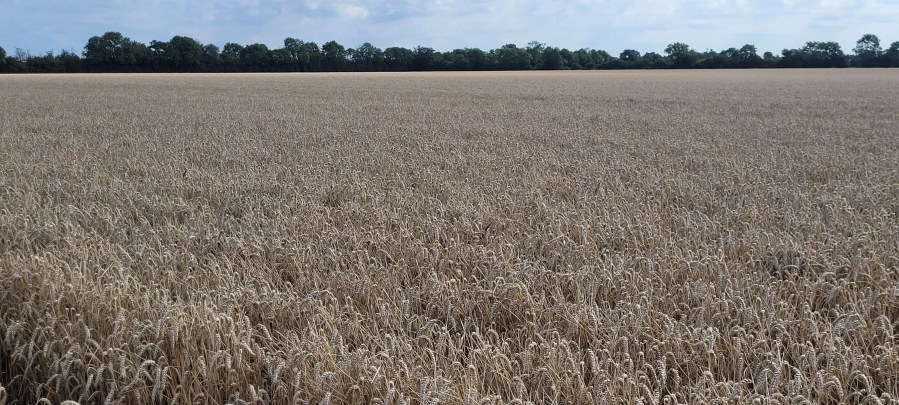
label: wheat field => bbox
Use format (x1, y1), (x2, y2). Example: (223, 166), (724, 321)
(1, 70), (898, 404)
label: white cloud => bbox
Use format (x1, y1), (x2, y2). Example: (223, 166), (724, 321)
(337, 4), (370, 20)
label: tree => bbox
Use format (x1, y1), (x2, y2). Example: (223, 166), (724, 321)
(445, 49), (471, 70)
(84, 32), (148, 71)
(542, 47), (563, 70)
(735, 44), (762, 68)
(779, 48), (803, 68)
(269, 47), (293, 71)
(4, 34), (893, 73)
(611, 49), (644, 69)
(303, 41), (323, 71)
(573, 49), (593, 68)
(25, 51), (62, 73)
(693, 49), (723, 69)
(148, 36), (205, 71)
(412, 46), (438, 70)
(240, 43), (270, 71)
(853, 34), (882, 67)
(281, 37), (303, 71)
(202, 44), (220, 71)
(221, 43), (244, 71)
(619, 49), (641, 63)
(384, 47), (413, 71)
(642, 52), (665, 68)
(559, 48), (579, 69)
(148, 40), (169, 70)
(465, 48), (491, 70)
(57, 49), (83, 72)
(283, 38), (321, 71)
(886, 41), (899, 67)
(352, 42), (384, 71)
(704, 45), (761, 68)
(665, 42), (697, 68)
(495, 44), (531, 70)
(590, 49), (613, 67)
(322, 40), (347, 71)
(780, 41), (847, 68)
(802, 41), (847, 67)
(526, 41), (545, 69)
(84, 32), (123, 66)
(168, 36), (204, 71)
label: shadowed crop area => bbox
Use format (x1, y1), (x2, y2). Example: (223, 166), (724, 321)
(1, 70), (898, 404)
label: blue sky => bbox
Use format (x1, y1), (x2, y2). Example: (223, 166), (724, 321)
(2, 0), (898, 56)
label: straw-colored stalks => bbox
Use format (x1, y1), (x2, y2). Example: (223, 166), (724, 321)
(1, 70), (898, 403)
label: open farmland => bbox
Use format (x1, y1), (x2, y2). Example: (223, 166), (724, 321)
(1, 70), (898, 404)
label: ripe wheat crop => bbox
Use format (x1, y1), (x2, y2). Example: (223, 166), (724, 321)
(1, 70), (898, 404)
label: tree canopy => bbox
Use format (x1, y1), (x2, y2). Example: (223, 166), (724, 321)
(2, 32), (898, 73)
(852, 34), (889, 67)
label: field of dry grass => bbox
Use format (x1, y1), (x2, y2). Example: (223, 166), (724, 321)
(1, 70), (898, 404)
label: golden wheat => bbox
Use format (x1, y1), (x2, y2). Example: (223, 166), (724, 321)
(1, 70), (898, 404)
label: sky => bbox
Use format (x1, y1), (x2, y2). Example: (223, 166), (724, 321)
(1, 0), (898, 56)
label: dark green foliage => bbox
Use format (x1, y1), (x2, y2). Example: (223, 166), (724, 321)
(83, 32), (149, 71)
(780, 41), (847, 68)
(411, 46), (439, 70)
(886, 41), (899, 67)
(525, 41), (545, 69)
(281, 39), (321, 71)
(734, 44), (764, 68)
(853, 34), (883, 67)
(221, 43), (243, 72)
(665, 42), (697, 68)
(322, 40), (347, 71)
(542, 47), (563, 70)
(620, 49), (641, 63)
(351, 43), (384, 71)
(444, 49), (471, 70)
(411, 46), (449, 70)
(495, 44), (531, 70)
(202, 44), (221, 71)
(464, 48), (491, 70)
(148, 36), (206, 71)
(641, 52), (666, 68)
(384, 47), (413, 71)
(3, 32), (898, 73)
(240, 44), (270, 71)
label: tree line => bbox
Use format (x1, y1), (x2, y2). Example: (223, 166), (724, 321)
(1, 32), (898, 73)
